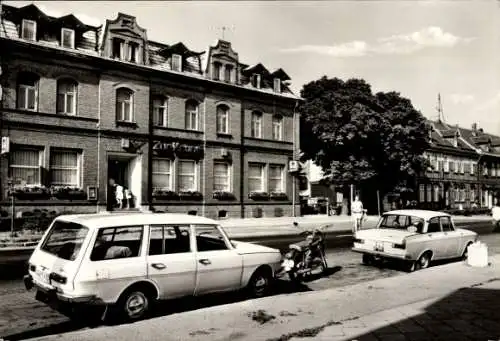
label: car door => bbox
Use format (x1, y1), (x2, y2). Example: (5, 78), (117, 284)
(146, 224), (197, 300)
(193, 224), (243, 296)
(424, 217), (447, 260)
(440, 216), (461, 258)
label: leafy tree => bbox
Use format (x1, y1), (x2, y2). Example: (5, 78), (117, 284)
(299, 76), (430, 212)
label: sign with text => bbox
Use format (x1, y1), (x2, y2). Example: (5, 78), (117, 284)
(288, 160), (299, 172)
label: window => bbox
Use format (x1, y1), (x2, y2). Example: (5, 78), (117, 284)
(272, 115), (283, 140)
(438, 160), (444, 172)
(471, 163), (476, 175)
(248, 163), (265, 192)
(449, 161), (454, 173)
(212, 63), (221, 80)
(443, 160), (449, 173)
(433, 185), (439, 202)
(440, 217), (454, 232)
(178, 160), (197, 191)
(148, 225), (191, 255)
(251, 111), (262, 138)
(269, 165), (284, 192)
(171, 54), (182, 71)
(61, 28), (75, 48)
(40, 221), (89, 261)
(216, 105), (229, 134)
(195, 225), (228, 252)
(21, 19), (36, 41)
(116, 88), (134, 122)
(460, 162), (465, 174)
(273, 78), (281, 93)
(17, 72), (38, 111)
(252, 74), (261, 88)
(50, 150), (79, 187)
(185, 100), (199, 130)
(90, 226), (144, 261)
(127, 42), (139, 63)
(153, 97), (168, 127)
(213, 162), (230, 191)
(427, 217), (441, 233)
(224, 65), (233, 82)
(426, 185), (432, 202)
(152, 159), (172, 190)
(419, 184), (425, 202)
(455, 161), (459, 173)
(57, 79), (77, 115)
(9, 148), (41, 185)
(460, 188), (466, 202)
(112, 38), (124, 59)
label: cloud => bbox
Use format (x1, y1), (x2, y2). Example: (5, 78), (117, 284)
(280, 26), (474, 57)
(449, 93), (475, 105)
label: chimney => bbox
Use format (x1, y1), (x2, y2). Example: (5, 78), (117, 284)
(472, 123), (477, 131)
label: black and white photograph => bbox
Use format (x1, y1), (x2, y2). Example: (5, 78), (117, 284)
(0, 0), (499, 340)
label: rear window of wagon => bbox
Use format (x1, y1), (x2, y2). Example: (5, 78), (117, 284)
(41, 221), (89, 261)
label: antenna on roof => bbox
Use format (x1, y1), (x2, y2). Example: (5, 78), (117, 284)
(210, 25), (235, 41)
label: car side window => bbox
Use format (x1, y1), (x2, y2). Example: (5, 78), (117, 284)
(440, 217), (454, 232)
(427, 218), (441, 233)
(195, 225), (229, 252)
(148, 225), (191, 255)
(90, 226), (144, 261)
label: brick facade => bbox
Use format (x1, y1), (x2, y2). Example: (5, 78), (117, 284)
(0, 4), (302, 219)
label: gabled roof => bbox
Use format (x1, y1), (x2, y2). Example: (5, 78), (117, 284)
(55, 14), (93, 32)
(15, 4), (51, 22)
(270, 68), (291, 81)
(159, 42), (205, 58)
(243, 63), (270, 76)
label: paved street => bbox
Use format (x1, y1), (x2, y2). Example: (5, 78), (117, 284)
(1, 228), (499, 341)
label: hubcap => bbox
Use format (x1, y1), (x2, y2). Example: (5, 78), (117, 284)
(125, 292), (147, 318)
(254, 276), (268, 294)
(420, 255), (429, 268)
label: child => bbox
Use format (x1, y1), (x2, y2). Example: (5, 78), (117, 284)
(115, 184), (124, 208)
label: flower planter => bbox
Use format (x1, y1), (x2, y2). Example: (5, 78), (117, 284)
(179, 191), (203, 201)
(152, 190), (180, 201)
(213, 191), (236, 201)
(249, 191), (270, 201)
(10, 187), (51, 200)
(270, 192), (288, 201)
(51, 187), (87, 200)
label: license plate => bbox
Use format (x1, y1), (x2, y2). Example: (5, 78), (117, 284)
(36, 270), (50, 284)
(374, 242), (384, 252)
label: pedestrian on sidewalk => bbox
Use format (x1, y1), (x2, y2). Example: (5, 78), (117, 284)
(351, 195), (365, 233)
(492, 200), (500, 232)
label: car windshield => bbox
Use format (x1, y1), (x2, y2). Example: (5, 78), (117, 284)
(40, 220), (89, 261)
(378, 214), (425, 233)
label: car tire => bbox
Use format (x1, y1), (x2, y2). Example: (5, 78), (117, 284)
(362, 254), (374, 265)
(462, 242), (473, 261)
(415, 252), (431, 271)
(116, 288), (152, 322)
(247, 268), (273, 298)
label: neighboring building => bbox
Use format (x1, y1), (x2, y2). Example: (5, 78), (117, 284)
(0, 4), (302, 219)
(418, 121), (500, 210)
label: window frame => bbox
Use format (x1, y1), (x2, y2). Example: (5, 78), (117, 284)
(216, 105), (229, 134)
(272, 115), (283, 141)
(21, 19), (36, 41)
(426, 217), (442, 234)
(17, 73), (38, 111)
(251, 111), (263, 138)
(116, 88), (134, 122)
(171, 54), (183, 72)
(269, 164), (285, 193)
(127, 42), (140, 63)
(273, 78), (281, 93)
(178, 159), (198, 192)
(112, 38), (125, 60)
(194, 224), (231, 252)
(252, 74), (261, 89)
(212, 62), (221, 80)
(57, 78), (78, 115)
(185, 100), (199, 131)
(49, 149), (81, 187)
(9, 147), (43, 186)
(61, 27), (75, 49)
(224, 65), (233, 83)
(90, 225), (144, 262)
(248, 162), (265, 192)
(440, 216), (454, 232)
(148, 224), (192, 255)
(153, 96), (168, 127)
(151, 158), (173, 191)
(213, 161), (231, 192)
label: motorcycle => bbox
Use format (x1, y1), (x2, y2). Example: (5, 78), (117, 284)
(281, 223), (330, 283)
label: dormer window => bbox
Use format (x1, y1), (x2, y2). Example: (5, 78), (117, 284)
(127, 42), (140, 63)
(212, 62), (221, 80)
(61, 28), (75, 49)
(224, 65), (233, 83)
(171, 54), (182, 72)
(273, 78), (281, 93)
(252, 74), (261, 89)
(112, 38), (125, 59)
(21, 19), (36, 41)
(453, 137), (458, 147)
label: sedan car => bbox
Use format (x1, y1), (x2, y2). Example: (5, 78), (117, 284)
(24, 213), (282, 321)
(352, 209), (478, 271)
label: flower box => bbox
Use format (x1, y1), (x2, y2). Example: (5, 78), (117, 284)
(50, 186), (87, 200)
(179, 191), (203, 201)
(152, 189), (180, 200)
(270, 192), (288, 201)
(9, 186), (51, 200)
(213, 191), (236, 201)
(249, 191), (270, 201)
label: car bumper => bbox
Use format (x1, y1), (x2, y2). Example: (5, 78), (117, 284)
(24, 274), (102, 304)
(351, 247), (410, 261)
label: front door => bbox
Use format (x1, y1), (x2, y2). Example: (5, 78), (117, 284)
(108, 159), (129, 188)
(193, 224), (243, 295)
(440, 216), (461, 258)
(146, 225), (196, 299)
(425, 217), (447, 260)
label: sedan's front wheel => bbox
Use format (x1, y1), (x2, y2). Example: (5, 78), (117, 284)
(248, 269), (273, 298)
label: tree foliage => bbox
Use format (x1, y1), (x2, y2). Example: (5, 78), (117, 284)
(299, 76), (430, 194)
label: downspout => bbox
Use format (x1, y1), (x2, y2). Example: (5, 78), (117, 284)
(240, 101), (245, 218)
(292, 99), (299, 217)
(96, 72), (101, 213)
(202, 98), (207, 217)
(147, 78), (153, 212)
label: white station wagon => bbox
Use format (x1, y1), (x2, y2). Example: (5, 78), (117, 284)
(352, 209), (478, 272)
(24, 213), (282, 321)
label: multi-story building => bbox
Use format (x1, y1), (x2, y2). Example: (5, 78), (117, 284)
(0, 4), (302, 219)
(418, 120), (500, 210)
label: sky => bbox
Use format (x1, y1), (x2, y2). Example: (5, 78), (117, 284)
(5, 0), (500, 135)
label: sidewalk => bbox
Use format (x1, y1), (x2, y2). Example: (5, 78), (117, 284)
(26, 255), (500, 341)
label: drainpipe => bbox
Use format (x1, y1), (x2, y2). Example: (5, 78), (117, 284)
(292, 100), (299, 217)
(96, 73), (101, 213)
(240, 102), (245, 218)
(147, 78), (153, 212)
(202, 98), (207, 217)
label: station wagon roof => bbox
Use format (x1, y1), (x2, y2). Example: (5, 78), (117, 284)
(383, 209), (451, 220)
(54, 212), (218, 229)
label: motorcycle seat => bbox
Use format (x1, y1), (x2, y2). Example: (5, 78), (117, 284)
(289, 242), (308, 251)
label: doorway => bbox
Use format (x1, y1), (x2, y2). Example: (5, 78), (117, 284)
(107, 154), (142, 210)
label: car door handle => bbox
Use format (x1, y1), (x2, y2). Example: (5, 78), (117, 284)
(199, 259), (211, 265)
(151, 263), (166, 270)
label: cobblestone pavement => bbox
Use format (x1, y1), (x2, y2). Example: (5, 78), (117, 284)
(290, 280), (500, 341)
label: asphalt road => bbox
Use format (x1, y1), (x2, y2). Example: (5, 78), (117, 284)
(0, 221), (497, 341)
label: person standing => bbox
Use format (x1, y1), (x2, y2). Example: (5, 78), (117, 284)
(115, 183), (124, 209)
(351, 195), (365, 233)
(106, 178), (117, 211)
(492, 200), (500, 232)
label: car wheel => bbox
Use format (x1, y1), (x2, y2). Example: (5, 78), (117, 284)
(415, 252), (431, 271)
(117, 289), (151, 322)
(248, 268), (273, 298)
(462, 242), (473, 261)
(362, 254), (374, 265)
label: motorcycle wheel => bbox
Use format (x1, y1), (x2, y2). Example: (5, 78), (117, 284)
(288, 271), (304, 283)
